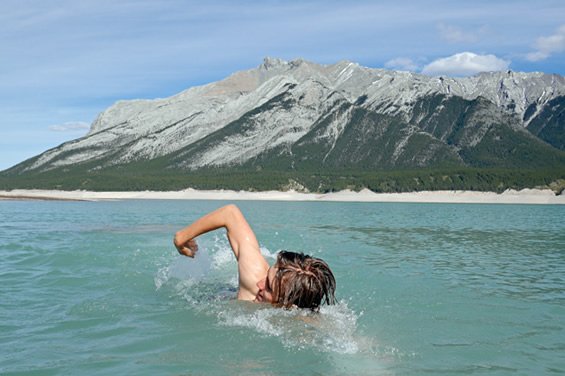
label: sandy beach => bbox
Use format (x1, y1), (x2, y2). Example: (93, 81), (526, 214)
(0, 188), (563, 204)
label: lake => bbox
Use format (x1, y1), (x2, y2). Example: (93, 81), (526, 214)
(1, 200), (564, 375)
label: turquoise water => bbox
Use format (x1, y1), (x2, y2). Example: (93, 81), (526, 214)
(1, 200), (564, 375)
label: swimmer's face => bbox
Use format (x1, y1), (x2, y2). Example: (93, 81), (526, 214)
(255, 266), (277, 303)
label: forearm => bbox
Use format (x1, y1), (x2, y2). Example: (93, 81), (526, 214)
(174, 204), (267, 298)
(174, 205), (235, 247)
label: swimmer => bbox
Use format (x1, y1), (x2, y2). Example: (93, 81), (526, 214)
(174, 204), (336, 311)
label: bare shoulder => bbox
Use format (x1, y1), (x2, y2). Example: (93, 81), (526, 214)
(223, 205), (269, 299)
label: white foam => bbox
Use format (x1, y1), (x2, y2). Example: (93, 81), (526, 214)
(154, 238), (361, 354)
(217, 301), (361, 354)
(153, 265), (169, 290)
(208, 234), (236, 270)
(260, 246), (278, 261)
(154, 248), (211, 290)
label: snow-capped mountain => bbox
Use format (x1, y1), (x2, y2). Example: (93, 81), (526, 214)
(5, 57), (565, 176)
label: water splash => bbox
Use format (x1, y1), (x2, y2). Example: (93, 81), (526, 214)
(154, 246), (212, 290)
(154, 236), (362, 354)
(217, 301), (361, 354)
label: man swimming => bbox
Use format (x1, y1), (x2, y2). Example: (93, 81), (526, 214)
(173, 204), (336, 311)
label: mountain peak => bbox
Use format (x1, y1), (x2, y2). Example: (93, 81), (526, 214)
(260, 57), (288, 70)
(6, 57), (565, 177)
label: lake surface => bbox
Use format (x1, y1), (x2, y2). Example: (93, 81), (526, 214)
(1, 200), (564, 375)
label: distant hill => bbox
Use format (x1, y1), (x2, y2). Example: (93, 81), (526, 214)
(2, 57), (565, 193)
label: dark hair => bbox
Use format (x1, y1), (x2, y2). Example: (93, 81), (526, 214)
(272, 251), (336, 311)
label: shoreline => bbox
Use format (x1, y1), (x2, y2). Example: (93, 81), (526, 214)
(1, 188), (564, 204)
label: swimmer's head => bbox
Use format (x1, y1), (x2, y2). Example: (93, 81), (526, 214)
(270, 251), (336, 311)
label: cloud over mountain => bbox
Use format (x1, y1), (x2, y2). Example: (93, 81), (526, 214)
(422, 52), (510, 76)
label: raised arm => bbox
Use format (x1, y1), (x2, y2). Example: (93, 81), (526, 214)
(173, 204), (269, 300)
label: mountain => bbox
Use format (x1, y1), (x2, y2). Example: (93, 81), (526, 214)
(2, 57), (565, 192)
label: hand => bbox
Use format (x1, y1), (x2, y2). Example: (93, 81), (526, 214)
(174, 238), (199, 258)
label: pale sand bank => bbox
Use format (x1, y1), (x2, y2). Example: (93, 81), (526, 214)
(0, 188), (564, 204)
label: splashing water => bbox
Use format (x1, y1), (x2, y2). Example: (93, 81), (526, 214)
(216, 300), (361, 354)
(154, 235), (362, 354)
(154, 247), (212, 290)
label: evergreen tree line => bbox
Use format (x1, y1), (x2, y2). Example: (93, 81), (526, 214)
(1, 167), (564, 195)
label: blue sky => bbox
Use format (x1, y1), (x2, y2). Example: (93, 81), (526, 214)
(1, 0), (564, 171)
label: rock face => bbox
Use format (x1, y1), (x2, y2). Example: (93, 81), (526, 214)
(6, 57), (565, 175)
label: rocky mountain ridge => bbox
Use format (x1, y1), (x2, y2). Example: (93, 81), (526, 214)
(5, 57), (565, 176)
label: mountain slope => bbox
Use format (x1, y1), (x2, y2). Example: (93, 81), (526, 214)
(2, 57), (565, 192)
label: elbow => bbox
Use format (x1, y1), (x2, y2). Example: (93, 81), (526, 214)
(223, 204), (240, 213)
(221, 204), (245, 230)
(222, 204), (243, 220)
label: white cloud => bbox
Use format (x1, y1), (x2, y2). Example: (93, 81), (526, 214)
(421, 52), (510, 76)
(437, 23), (484, 43)
(48, 121), (90, 132)
(384, 57), (419, 71)
(527, 24), (565, 61)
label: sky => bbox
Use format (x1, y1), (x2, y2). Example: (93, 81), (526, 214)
(1, 0), (564, 171)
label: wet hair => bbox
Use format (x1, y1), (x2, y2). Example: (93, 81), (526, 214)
(272, 251), (336, 311)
